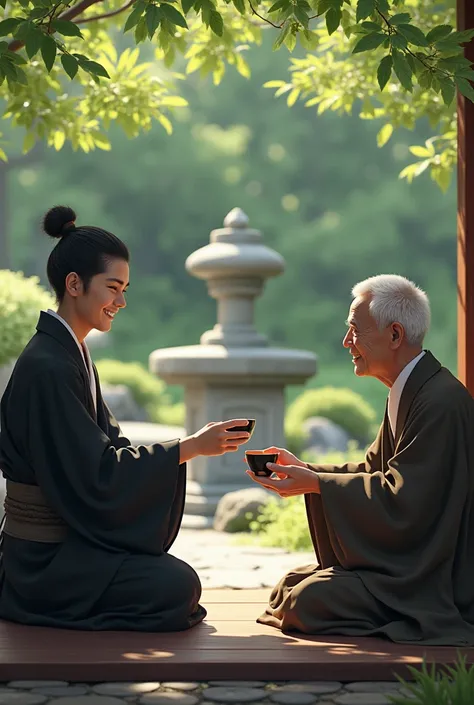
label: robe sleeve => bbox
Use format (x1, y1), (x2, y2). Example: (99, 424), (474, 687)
(103, 400), (132, 450)
(26, 364), (186, 554)
(307, 431), (382, 475)
(309, 398), (461, 558)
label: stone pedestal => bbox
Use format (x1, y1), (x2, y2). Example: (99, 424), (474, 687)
(149, 208), (317, 528)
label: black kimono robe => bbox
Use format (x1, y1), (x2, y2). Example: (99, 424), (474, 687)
(0, 312), (205, 631)
(258, 351), (474, 645)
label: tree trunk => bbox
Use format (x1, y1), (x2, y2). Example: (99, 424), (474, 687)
(457, 0), (474, 394)
(0, 161), (9, 269)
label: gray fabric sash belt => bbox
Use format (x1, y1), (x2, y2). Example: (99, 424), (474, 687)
(3, 480), (67, 543)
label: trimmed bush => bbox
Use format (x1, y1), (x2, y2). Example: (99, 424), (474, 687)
(0, 270), (55, 367)
(96, 359), (171, 421)
(157, 401), (185, 426)
(285, 386), (376, 452)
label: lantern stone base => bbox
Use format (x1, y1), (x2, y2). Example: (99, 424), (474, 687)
(149, 344), (317, 528)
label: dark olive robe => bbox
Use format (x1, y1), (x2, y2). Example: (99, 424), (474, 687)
(0, 312), (205, 631)
(258, 351), (474, 645)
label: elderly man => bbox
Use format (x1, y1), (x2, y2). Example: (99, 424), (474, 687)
(249, 274), (474, 645)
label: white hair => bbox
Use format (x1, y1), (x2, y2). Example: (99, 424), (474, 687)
(351, 274), (431, 346)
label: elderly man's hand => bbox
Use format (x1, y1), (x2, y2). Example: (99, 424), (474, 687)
(246, 462), (320, 497)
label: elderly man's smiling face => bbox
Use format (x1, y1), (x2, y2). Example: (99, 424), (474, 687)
(342, 296), (395, 382)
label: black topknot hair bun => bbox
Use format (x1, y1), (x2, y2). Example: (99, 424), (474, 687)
(42, 205), (77, 239)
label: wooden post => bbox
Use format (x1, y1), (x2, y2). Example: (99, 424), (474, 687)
(457, 0), (474, 394)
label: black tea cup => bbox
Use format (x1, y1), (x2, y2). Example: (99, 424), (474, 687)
(245, 450), (279, 477)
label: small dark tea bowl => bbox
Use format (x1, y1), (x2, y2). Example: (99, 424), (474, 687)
(245, 450), (279, 477)
(231, 419), (256, 435)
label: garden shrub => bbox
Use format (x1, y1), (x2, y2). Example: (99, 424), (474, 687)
(96, 359), (170, 421)
(0, 270), (55, 367)
(285, 386), (376, 454)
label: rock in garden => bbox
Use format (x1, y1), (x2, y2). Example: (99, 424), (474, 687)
(302, 416), (351, 454)
(213, 487), (271, 533)
(101, 383), (147, 421)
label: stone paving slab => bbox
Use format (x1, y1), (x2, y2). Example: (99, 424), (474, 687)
(0, 681), (411, 705)
(169, 530), (315, 589)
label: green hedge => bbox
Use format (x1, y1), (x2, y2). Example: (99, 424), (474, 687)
(95, 358), (185, 425)
(285, 386), (376, 454)
(0, 270), (55, 367)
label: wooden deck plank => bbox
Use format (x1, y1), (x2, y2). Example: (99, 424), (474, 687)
(204, 603), (265, 620)
(0, 589), (472, 683)
(202, 589), (269, 603)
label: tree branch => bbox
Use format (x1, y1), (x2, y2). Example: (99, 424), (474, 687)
(8, 0), (105, 52)
(76, 0), (134, 23)
(248, 0), (281, 29)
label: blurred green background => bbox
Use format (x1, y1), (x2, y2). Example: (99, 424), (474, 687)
(1, 33), (456, 424)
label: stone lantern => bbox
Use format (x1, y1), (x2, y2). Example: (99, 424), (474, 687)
(149, 208), (317, 527)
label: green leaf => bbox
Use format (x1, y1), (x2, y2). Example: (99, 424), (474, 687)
(160, 3), (188, 28)
(388, 13), (410, 25)
(146, 4), (162, 38)
(377, 54), (392, 90)
(390, 33), (407, 50)
(25, 29), (43, 59)
(232, 0), (245, 13)
(418, 69), (432, 90)
(299, 29), (318, 49)
(161, 95), (188, 106)
(439, 76), (455, 106)
(51, 19), (83, 37)
(392, 48), (413, 91)
(355, 0), (375, 23)
(182, 0), (195, 13)
(269, 0), (288, 12)
(124, 4), (145, 32)
(456, 77), (474, 104)
(92, 133), (111, 151)
(284, 30), (296, 51)
(352, 31), (385, 54)
(61, 53), (78, 79)
(0, 0), (6, 10)
(0, 18), (22, 36)
(7, 50), (27, 65)
(23, 131), (35, 154)
(13, 65), (27, 85)
(409, 145), (434, 158)
(376, 0), (389, 12)
(40, 34), (56, 72)
(53, 131), (65, 150)
(396, 23), (428, 47)
(273, 23), (290, 50)
(432, 166), (451, 193)
(13, 20), (34, 42)
(426, 24), (453, 44)
(209, 10), (223, 36)
(325, 7), (341, 35)
(294, 7), (309, 28)
(1, 59), (17, 80)
(134, 18), (148, 43)
(80, 59), (110, 78)
(29, 7), (50, 19)
(360, 21), (381, 31)
(377, 123), (393, 147)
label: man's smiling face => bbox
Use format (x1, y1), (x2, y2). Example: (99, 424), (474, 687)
(342, 296), (394, 380)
